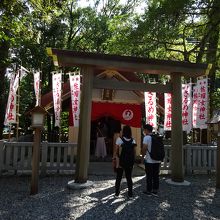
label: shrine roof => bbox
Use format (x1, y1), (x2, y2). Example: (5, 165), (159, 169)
(41, 70), (143, 110)
(47, 48), (209, 77)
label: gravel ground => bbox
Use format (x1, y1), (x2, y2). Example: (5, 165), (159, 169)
(0, 173), (220, 220)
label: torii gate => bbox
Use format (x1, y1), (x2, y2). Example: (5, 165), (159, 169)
(47, 48), (208, 184)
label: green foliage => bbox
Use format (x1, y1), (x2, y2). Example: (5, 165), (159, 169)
(0, 0), (220, 135)
(61, 111), (69, 133)
(212, 89), (220, 110)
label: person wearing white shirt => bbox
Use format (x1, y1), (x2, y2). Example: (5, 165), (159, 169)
(142, 124), (161, 196)
(113, 125), (136, 198)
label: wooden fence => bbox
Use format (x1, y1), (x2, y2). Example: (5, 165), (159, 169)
(0, 140), (77, 175)
(0, 140), (217, 175)
(161, 145), (217, 174)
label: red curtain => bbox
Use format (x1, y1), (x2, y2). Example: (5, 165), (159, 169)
(92, 102), (141, 127)
(69, 101), (142, 128)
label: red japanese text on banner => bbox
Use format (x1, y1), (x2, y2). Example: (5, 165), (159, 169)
(34, 72), (40, 106)
(4, 75), (17, 125)
(144, 92), (157, 128)
(69, 74), (81, 127)
(52, 73), (62, 127)
(193, 78), (208, 129)
(182, 84), (192, 133)
(192, 85), (199, 128)
(164, 93), (172, 131)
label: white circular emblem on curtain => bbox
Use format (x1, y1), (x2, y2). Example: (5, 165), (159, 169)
(122, 109), (134, 121)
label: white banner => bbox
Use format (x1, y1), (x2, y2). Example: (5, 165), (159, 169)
(4, 75), (17, 125)
(144, 92), (157, 128)
(193, 78), (208, 129)
(13, 72), (20, 92)
(182, 84), (192, 133)
(34, 72), (40, 106)
(69, 74), (81, 127)
(4, 67), (28, 126)
(192, 85), (199, 128)
(52, 72), (62, 127)
(20, 66), (29, 79)
(164, 93), (172, 131)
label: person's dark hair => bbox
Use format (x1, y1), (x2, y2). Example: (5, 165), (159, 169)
(143, 124), (153, 132)
(122, 125), (132, 139)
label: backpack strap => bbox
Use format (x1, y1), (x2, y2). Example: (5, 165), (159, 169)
(120, 137), (133, 156)
(121, 137), (133, 144)
(146, 135), (153, 154)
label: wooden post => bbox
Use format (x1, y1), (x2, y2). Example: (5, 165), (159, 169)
(0, 140), (4, 176)
(216, 123), (220, 188)
(75, 66), (94, 183)
(30, 128), (41, 195)
(171, 73), (184, 182)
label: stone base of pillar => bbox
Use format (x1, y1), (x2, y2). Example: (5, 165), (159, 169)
(165, 178), (190, 186)
(67, 180), (93, 189)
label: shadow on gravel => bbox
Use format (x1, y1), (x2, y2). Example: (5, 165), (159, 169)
(0, 174), (219, 220)
(0, 175), (76, 220)
(77, 174), (220, 220)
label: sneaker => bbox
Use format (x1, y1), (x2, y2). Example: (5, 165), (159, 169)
(151, 192), (159, 197)
(115, 193), (120, 197)
(128, 194), (133, 198)
(143, 191), (152, 196)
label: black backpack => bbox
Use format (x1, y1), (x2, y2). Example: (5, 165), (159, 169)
(119, 138), (136, 168)
(148, 134), (165, 161)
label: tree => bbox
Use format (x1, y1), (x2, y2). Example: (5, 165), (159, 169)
(128, 0), (220, 111)
(1, 0), (219, 139)
(0, 0), (29, 138)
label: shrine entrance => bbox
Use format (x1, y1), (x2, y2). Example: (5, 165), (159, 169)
(89, 100), (142, 159)
(90, 116), (121, 159)
(47, 48), (208, 184)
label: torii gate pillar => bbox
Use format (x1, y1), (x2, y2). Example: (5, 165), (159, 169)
(171, 73), (184, 182)
(74, 66), (94, 183)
